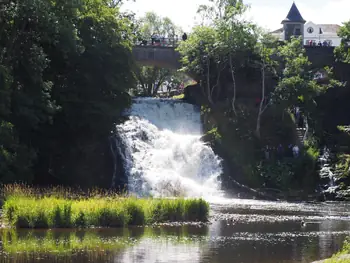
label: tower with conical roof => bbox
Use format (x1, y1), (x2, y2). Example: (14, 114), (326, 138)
(281, 2), (306, 41)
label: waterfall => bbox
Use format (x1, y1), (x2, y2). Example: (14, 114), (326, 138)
(319, 147), (335, 186)
(115, 98), (223, 198)
(318, 147), (337, 198)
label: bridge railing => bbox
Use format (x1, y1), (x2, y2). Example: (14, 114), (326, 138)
(135, 38), (182, 48)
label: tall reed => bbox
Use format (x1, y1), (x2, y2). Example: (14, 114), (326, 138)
(2, 185), (209, 228)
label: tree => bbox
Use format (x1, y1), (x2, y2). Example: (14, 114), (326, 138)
(134, 12), (183, 97)
(179, 1), (257, 107)
(177, 26), (218, 103)
(178, 0), (346, 192)
(197, 0), (244, 24)
(253, 33), (278, 138)
(0, 0), (136, 186)
(138, 12), (181, 39)
(274, 38), (339, 121)
(214, 1), (257, 113)
(335, 21), (350, 63)
(134, 66), (172, 96)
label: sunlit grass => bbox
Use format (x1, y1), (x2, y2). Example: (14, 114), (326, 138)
(2, 185), (209, 228)
(172, 93), (184, 99)
(323, 238), (350, 263)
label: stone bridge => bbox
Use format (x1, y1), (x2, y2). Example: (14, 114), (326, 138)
(133, 44), (337, 69)
(132, 44), (350, 84)
(132, 45), (182, 70)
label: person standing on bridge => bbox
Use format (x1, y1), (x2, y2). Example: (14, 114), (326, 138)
(182, 33), (187, 41)
(151, 33), (156, 45)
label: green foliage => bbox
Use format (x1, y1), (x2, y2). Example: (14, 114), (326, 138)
(184, 18), (338, 192)
(335, 154), (350, 179)
(177, 26), (218, 75)
(205, 127), (222, 142)
(322, 238), (350, 263)
(172, 93), (185, 99)
(257, 160), (295, 190)
(134, 66), (173, 96)
(2, 186), (209, 228)
(133, 12), (185, 97)
(137, 11), (182, 39)
(335, 21), (350, 63)
(273, 37), (337, 116)
(0, 122), (35, 182)
(180, 0), (343, 195)
(304, 138), (320, 162)
(0, 0), (136, 185)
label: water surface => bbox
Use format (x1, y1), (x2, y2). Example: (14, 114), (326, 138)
(1, 199), (349, 263)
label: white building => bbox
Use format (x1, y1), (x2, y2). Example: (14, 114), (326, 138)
(270, 3), (341, 47)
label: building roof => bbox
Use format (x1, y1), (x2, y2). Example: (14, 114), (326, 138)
(318, 24), (341, 33)
(281, 2), (306, 24)
(270, 28), (283, 34)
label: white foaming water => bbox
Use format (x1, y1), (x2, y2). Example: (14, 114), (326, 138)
(116, 98), (223, 198)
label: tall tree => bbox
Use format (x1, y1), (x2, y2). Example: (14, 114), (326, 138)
(179, 1), (257, 106)
(253, 33), (278, 138)
(0, 0), (136, 186)
(273, 37), (340, 126)
(335, 21), (350, 63)
(134, 12), (183, 97)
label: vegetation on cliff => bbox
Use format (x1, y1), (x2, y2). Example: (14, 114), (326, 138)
(0, 0), (135, 186)
(321, 238), (350, 263)
(178, 0), (343, 195)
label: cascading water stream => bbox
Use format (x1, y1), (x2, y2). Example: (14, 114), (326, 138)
(319, 147), (335, 186)
(115, 98), (223, 199)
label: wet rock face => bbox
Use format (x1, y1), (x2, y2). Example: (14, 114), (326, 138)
(110, 135), (128, 189)
(183, 83), (204, 105)
(318, 148), (350, 201)
(335, 189), (350, 201)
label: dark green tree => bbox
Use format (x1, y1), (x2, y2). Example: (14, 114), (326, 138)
(0, 0), (136, 186)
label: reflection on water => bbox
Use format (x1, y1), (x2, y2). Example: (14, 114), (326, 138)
(0, 227), (209, 263)
(1, 199), (350, 263)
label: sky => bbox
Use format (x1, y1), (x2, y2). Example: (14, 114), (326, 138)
(121, 0), (350, 32)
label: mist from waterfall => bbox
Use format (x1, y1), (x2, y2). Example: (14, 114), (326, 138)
(116, 98), (223, 198)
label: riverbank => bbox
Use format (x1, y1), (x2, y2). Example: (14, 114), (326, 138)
(1, 185), (209, 228)
(312, 239), (350, 263)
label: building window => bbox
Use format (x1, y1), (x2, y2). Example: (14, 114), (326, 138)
(295, 28), (301, 36)
(307, 27), (314, 34)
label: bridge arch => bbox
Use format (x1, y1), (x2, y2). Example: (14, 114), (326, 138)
(132, 44), (342, 84)
(132, 42), (199, 81)
(132, 46), (181, 69)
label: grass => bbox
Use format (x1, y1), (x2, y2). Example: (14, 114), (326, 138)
(2, 185), (209, 228)
(172, 93), (184, 99)
(322, 238), (350, 262)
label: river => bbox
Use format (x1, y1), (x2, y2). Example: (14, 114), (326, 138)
(1, 199), (350, 262)
(2, 98), (348, 262)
